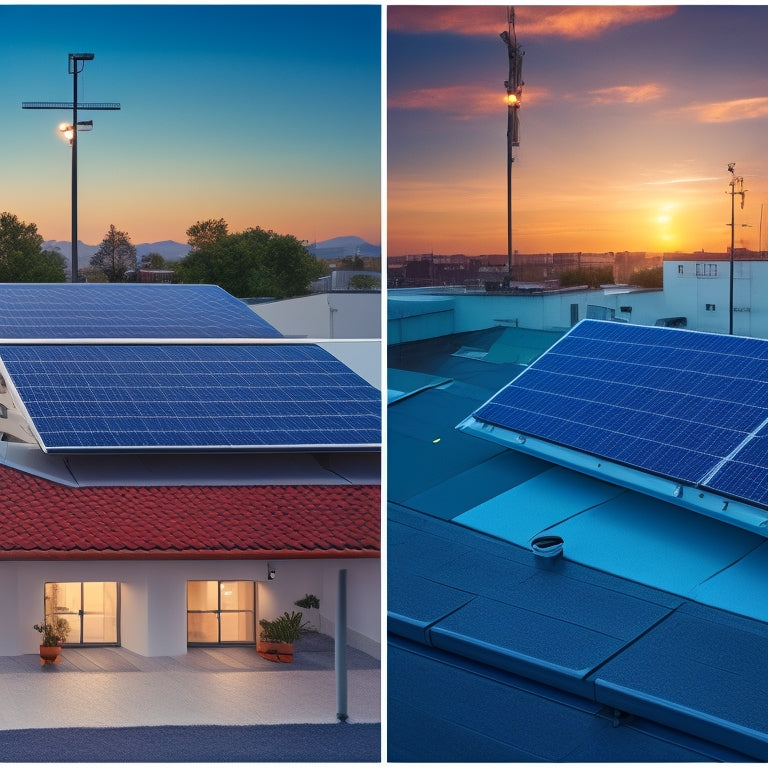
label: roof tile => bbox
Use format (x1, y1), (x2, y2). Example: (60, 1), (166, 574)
(0, 465), (379, 560)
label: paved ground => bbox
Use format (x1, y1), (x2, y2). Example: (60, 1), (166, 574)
(0, 634), (381, 762)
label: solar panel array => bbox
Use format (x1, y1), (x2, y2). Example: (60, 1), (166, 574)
(0, 285), (380, 452)
(1, 344), (380, 451)
(468, 320), (768, 509)
(0, 283), (281, 338)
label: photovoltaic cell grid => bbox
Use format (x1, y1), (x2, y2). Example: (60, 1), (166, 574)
(470, 320), (768, 508)
(0, 283), (281, 338)
(0, 344), (380, 451)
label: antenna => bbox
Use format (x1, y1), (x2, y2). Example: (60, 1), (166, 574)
(726, 162), (747, 335)
(500, 6), (524, 278)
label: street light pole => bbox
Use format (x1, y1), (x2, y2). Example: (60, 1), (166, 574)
(70, 55), (87, 281)
(22, 53), (120, 283)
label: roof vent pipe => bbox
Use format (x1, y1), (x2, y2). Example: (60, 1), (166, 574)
(531, 535), (564, 563)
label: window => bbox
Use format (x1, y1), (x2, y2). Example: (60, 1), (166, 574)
(45, 582), (119, 645)
(706, 304), (716, 311)
(187, 581), (256, 644)
(678, 265), (684, 275)
(696, 263), (718, 278)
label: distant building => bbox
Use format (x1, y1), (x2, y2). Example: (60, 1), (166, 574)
(662, 250), (768, 336)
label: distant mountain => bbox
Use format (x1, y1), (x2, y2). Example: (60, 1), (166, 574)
(43, 240), (190, 264)
(306, 236), (380, 261)
(43, 236), (378, 265)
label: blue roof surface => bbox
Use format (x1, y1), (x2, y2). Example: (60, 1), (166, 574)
(388, 321), (768, 761)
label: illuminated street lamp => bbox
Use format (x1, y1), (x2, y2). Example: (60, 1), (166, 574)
(58, 120), (92, 144)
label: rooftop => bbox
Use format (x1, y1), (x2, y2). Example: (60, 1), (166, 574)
(388, 318), (768, 761)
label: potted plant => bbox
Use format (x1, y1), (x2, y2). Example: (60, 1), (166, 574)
(294, 593), (320, 632)
(34, 617), (70, 665)
(257, 610), (307, 662)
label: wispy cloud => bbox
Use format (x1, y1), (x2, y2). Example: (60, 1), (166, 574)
(588, 83), (666, 105)
(388, 5), (677, 39)
(390, 84), (548, 119)
(644, 177), (720, 186)
(673, 96), (768, 123)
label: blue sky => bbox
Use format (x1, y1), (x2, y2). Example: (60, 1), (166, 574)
(1, 4), (381, 246)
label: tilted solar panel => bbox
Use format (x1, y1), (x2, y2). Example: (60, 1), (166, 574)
(458, 320), (768, 526)
(0, 344), (380, 451)
(0, 283), (281, 339)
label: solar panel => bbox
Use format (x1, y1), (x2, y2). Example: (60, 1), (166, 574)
(0, 284), (281, 339)
(458, 320), (768, 524)
(0, 343), (380, 452)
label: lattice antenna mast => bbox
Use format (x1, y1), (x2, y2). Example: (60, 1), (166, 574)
(500, 7), (524, 276)
(23, 53), (121, 282)
(726, 162), (747, 335)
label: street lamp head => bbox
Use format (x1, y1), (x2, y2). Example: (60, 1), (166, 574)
(69, 53), (95, 61)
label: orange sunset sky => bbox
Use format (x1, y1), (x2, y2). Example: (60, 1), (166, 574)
(388, 5), (768, 257)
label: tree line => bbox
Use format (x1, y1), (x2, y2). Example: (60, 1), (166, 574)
(0, 212), (328, 299)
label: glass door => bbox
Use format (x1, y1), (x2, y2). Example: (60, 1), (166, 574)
(187, 581), (255, 644)
(44, 582), (119, 645)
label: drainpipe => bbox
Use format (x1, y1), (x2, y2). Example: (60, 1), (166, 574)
(336, 568), (348, 721)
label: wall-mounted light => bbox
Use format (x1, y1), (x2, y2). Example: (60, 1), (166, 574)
(267, 566), (276, 581)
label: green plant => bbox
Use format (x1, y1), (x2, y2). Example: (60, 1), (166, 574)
(33, 618), (71, 647)
(259, 611), (307, 644)
(294, 593), (320, 610)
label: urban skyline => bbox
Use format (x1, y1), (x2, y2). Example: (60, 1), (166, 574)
(388, 5), (768, 257)
(1, 5), (381, 247)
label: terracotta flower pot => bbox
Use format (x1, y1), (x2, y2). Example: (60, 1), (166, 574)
(257, 641), (293, 662)
(39, 645), (62, 665)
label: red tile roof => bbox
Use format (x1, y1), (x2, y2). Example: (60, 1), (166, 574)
(0, 466), (379, 560)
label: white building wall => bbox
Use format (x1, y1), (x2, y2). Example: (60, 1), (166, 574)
(253, 293), (381, 340)
(8, 557), (380, 659)
(662, 260), (766, 337)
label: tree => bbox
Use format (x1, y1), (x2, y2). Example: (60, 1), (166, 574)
(349, 274), (380, 290)
(630, 266), (663, 289)
(0, 212), (66, 283)
(90, 225), (137, 282)
(139, 252), (171, 270)
(186, 218), (228, 250)
(559, 266), (614, 289)
(176, 225), (326, 299)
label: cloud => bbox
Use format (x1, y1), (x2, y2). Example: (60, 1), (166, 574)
(388, 5), (677, 39)
(673, 97), (768, 123)
(389, 84), (548, 119)
(588, 83), (667, 105)
(644, 177), (720, 186)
